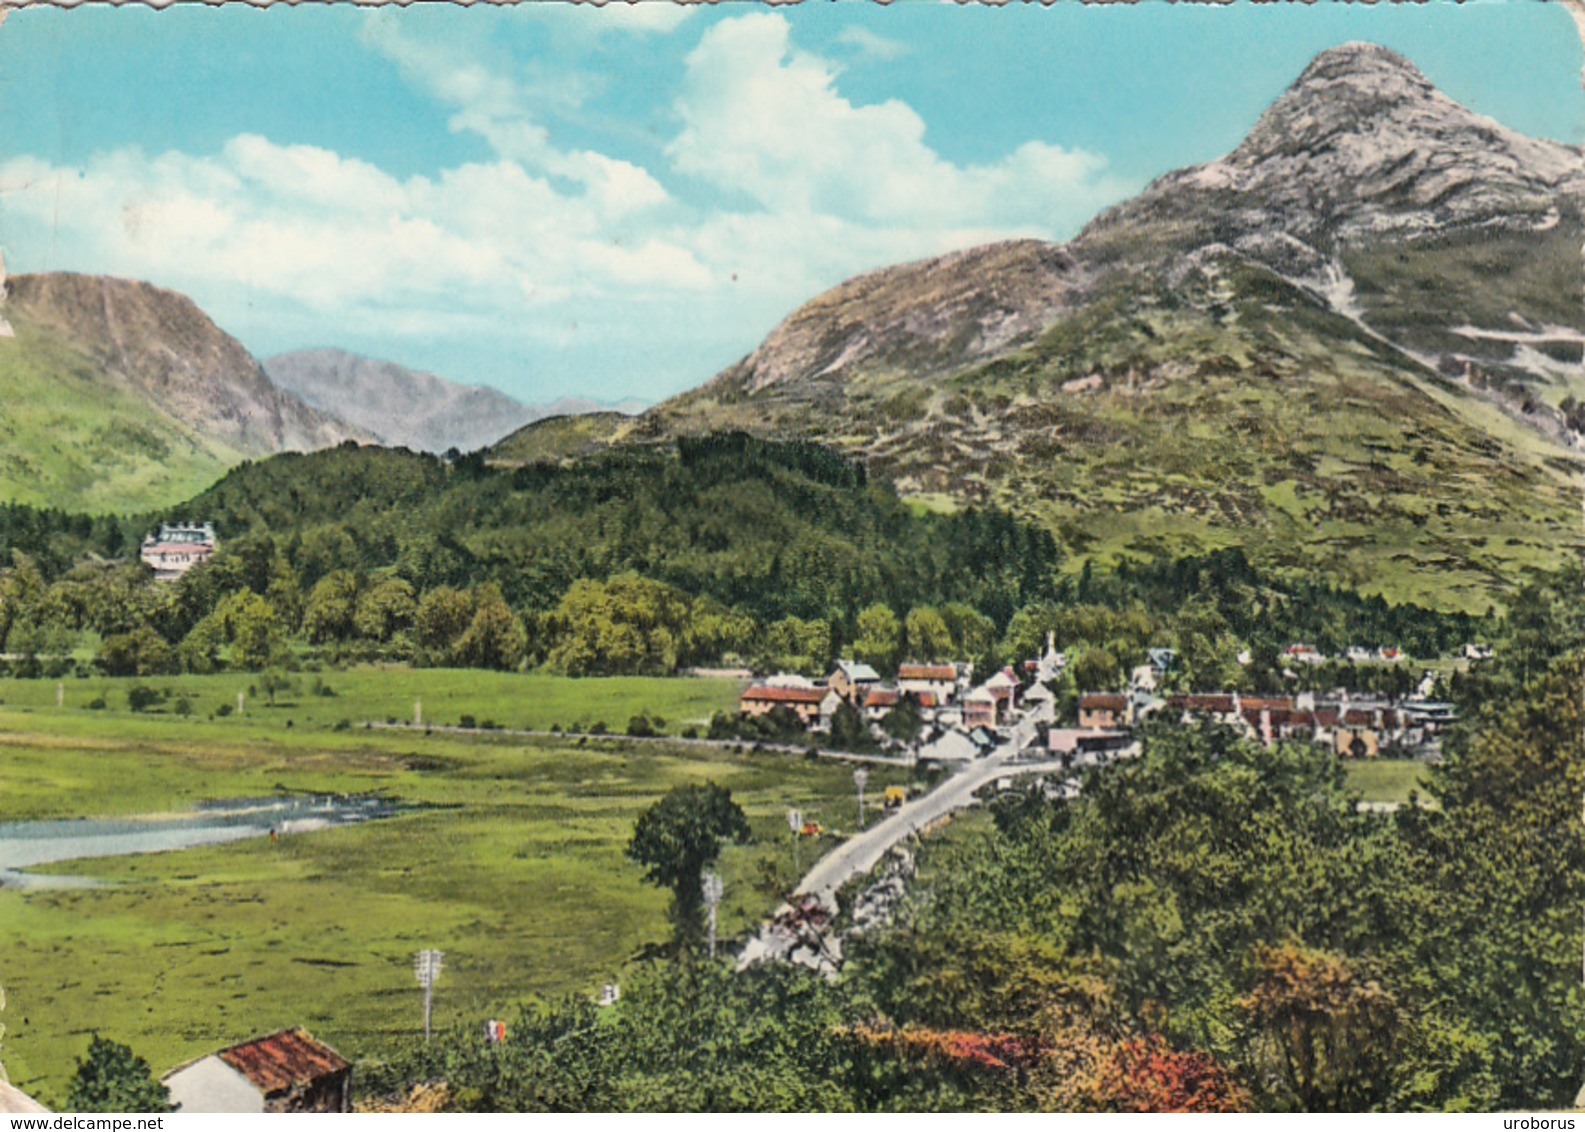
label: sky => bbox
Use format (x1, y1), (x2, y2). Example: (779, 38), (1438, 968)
(1, 1), (1580, 405)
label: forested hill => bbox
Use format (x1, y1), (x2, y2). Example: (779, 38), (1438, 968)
(0, 434), (1484, 680)
(171, 434), (1063, 628)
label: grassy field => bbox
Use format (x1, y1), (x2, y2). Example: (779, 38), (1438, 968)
(0, 669), (922, 1104)
(0, 666), (746, 739)
(1343, 758), (1431, 806)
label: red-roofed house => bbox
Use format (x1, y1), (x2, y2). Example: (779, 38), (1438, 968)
(163, 1028), (351, 1113)
(739, 684), (829, 725)
(896, 663), (960, 703)
(863, 687), (901, 721)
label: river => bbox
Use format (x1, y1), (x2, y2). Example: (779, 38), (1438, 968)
(0, 794), (401, 889)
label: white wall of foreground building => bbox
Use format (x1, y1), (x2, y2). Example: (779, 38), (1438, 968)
(161, 1057), (264, 1114)
(0, 1110), (1554, 1129)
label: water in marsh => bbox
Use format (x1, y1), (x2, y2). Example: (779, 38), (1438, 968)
(0, 795), (402, 889)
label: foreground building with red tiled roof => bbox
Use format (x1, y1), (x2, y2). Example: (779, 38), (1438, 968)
(163, 1028), (351, 1113)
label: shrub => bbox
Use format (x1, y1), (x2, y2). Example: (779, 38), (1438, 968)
(86, 696), (107, 711)
(680, 727), (699, 740)
(333, 719), (351, 732)
(126, 685), (163, 713)
(173, 696), (193, 717)
(589, 721), (608, 736)
(215, 703), (234, 718)
(626, 714), (657, 738)
(459, 714), (477, 729)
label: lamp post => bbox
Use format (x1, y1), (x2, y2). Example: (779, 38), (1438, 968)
(414, 949), (444, 1042)
(701, 872), (724, 960)
(853, 768), (869, 831)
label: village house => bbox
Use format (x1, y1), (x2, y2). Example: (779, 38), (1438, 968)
(862, 687), (900, 722)
(739, 684), (829, 726)
(1164, 692), (1241, 727)
(896, 662), (961, 704)
(1047, 727), (1136, 764)
(1078, 692), (1128, 730)
(918, 728), (982, 762)
(827, 660), (882, 704)
(962, 687), (998, 730)
(960, 667), (1019, 728)
(1335, 708), (1381, 758)
(140, 521), (218, 582)
(1284, 643), (1326, 665)
(163, 1028), (351, 1114)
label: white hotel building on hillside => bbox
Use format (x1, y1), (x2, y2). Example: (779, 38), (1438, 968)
(140, 521), (218, 581)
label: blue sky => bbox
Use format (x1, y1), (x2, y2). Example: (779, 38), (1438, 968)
(1, 1), (1580, 404)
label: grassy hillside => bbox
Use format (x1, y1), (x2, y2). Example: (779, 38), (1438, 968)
(488, 411), (643, 466)
(0, 318), (245, 512)
(650, 263), (1583, 612)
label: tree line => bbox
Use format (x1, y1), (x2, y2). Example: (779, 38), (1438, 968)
(0, 436), (1486, 683)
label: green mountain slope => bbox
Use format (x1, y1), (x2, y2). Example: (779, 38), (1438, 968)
(0, 314), (247, 513)
(497, 43), (1583, 612)
(0, 273), (359, 513)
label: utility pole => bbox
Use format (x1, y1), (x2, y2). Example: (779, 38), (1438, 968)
(414, 949), (444, 1042)
(853, 768), (869, 831)
(415, 698), (422, 727)
(787, 808), (802, 875)
(701, 872), (723, 960)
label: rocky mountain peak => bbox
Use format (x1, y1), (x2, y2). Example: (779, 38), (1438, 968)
(1076, 40), (1581, 260)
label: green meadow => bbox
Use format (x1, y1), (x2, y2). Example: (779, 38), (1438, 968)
(0, 667), (1423, 1103)
(0, 669), (920, 1104)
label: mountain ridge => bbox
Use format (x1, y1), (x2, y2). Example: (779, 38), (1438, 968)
(0, 272), (363, 512)
(265, 348), (647, 454)
(495, 41), (1585, 610)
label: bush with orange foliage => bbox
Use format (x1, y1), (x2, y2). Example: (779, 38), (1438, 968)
(848, 1023), (1044, 1071)
(1086, 1035), (1247, 1113)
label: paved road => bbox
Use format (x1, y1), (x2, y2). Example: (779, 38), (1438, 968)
(793, 703), (1056, 909)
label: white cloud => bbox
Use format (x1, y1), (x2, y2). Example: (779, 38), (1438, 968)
(0, 12), (1134, 398)
(667, 13), (1124, 233)
(834, 25), (909, 62)
(567, 0), (698, 35)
